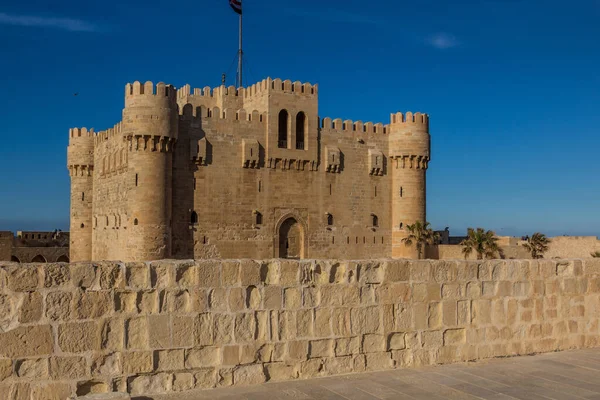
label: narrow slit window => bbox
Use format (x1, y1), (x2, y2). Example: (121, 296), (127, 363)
(372, 214), (379, 227)
(296, 112), (306, 150)
(332, 236), (335, 244)
(191, 211), (199, 225)
(259, 180), (262, 192)
(327, 214), (334, 226)
(347, 237), (350, 244)
(135, 174), (139, 187)
(194, 178), (197, 190)
(255, 212), (263, 225)
(81, 192), (85, 201)
(375, 186), (377, 197)
(134, 218), (139, 226)
(329, 184), (332, 195)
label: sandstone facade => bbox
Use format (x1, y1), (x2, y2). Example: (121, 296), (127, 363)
(68, 78), (430, 262)
(0, 258), (598, 398)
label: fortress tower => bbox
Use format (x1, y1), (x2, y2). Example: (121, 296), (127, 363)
(68, 77), (431, 262)
(122, 82), (178, 260)
(388, 112), (430, 258)
(67, 127), (94, 262)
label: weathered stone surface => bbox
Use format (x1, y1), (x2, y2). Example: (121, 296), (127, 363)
(45, 291), (73, 321)
(122, 351), (153, 374)
(8, 266), (39, 292)
(233, 364), (266, 386)
(59, 322), (101, 353)
(185, 347), (220, 368)
(19, 292), (42, 323)
(0, 325), (53, 357)
(128, 373), (172, 395)
(50, 356), (87, 379)
(16, 358), (48, 378)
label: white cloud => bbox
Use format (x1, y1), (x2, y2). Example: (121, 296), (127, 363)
(0, 12), (98, 32)
(426, 33), (460, 49)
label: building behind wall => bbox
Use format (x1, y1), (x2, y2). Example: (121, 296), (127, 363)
(67, 78), (431, 262)
(0, 230), (70, 263)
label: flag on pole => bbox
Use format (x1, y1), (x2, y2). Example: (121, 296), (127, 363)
(230, 0), (242, 14)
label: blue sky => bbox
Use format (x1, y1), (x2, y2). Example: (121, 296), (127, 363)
(0, 0), (599, 237)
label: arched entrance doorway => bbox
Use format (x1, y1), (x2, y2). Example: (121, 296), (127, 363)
(278, 217), (304, 259)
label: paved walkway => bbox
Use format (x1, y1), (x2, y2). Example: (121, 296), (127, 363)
(146, 348), (600, 400)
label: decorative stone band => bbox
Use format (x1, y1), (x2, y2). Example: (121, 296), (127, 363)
(390, 155), (429, 170)
(68, 165), (93, 177)
(267, 158), (318, 171)
(126, 135), (177, 153)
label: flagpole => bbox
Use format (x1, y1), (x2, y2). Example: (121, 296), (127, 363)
(238, 13), (243, 88)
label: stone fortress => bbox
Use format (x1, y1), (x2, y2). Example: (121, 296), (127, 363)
(0, 230), (69, 263)
(68, 78), (430, 262)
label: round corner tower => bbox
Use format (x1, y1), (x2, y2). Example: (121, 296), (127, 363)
(122, 81), (178, 261)
(67, 127), (95, 262)
(389, 112), (431, 258)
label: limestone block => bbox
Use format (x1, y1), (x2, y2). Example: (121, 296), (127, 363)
(421, 330), (443, 348)
(126, 317), (149, 349)
(241, 343), (261, 364)
(0, 358), (12, 381)
(457, 262), (479, 281)
(173, 372), (194, 392)
(9, 382), (31, 400)
(260, 261), (280, 285)
(351, 306), (381, 334)
(71, 263), (97, 289)
(472, 299), (492, 324)
(442, 301), (458, 326)
(362, 334), (386, 353)
(31, 382), (73, 400)
(376, 283), (411, 304)
(353, 354), (366, 373)
(233, 364), (266, 386)
(444, 328), (466, 345)
(128, 373), (172, 395)
(428, 302), (442, 329)
(265, 362), (299, 381)
(0, 325), (53, 357)
(59, 322), (101, 353)
(365, 352), (393, 371)
(383, 260), (410, 282)
(173, 316), (194, 348)
(150, 263), (173, 289)
(115, 291), (137, 313)
(156, 349), (184, 372)
(16, 358), (48, 378)
(45, 291), (73, 321)
(388, 333), (406, 350)
(240, 260), (261, 286)
(394, 303), (412, 330)
(433, 261), (458, 283)
(314, 308), (332, 337)
(71, 393), (130, 400)
(194, 261), (220, 287)
(194, 367), (217, 389)
(74, 290), (112, 319)
(76, 380), (110, 396)
(278, 311), (297, 340)
(331, 308), (351, 337)
(222, 345), (240, 365)
(122, 351), (153, 374)
(247, 286), (262, 309)
(320, 285), (343, 307)
(495, 281), (512, 297)
(323, 356), (353, 375)
(214, 314), (234, 344)
(138, 290), (159, 313)
(287, 340), (309, 360)
(283, 287), (301, 309)
(208, 288), (228, 311)
(176, 264), (197, 287)
(99, 265), (123, 290)
(358, 262), (383, 284)
(185, 347), (220, 368)
(194, 313), (214, 346)
(297, 309), (314, 337)
(50, 356), (87, 380)
(442, 283), (463, 300)
(412, 283), (441, 302)
(125, 264), (149, 289)
(466, 282), (481, 298)
(8, 266), (39, 292)
(44, 264), (71, 287)
(163, 290), (191, 313)
(221, 261), (240, 286)
(360, 285), (375, 305)
(235, 313), (256, 343)
(228, 288), (244, 311)
(263, 286), (282, 309)
(309, 339), (334, 358)
(19, 292), (42, 323)
(300, 358), (325, 378)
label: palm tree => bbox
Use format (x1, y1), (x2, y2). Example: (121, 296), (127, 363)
(591, 251), (600, 258)
(401, 221), (440, 259)
(461, 228), (500, 260)
(522, 233), (551, 259)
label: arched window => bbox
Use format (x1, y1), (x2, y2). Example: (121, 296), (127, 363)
(296, 112), (306, 150)
(134, 218), (139, 226)
(10, 256), (20, 263)
(57, 255), (70, 263)
(255, 212), (263, 226)
(278, 110), (289, 148)
(191, 211), (199, 225)
(372, 214), (379, 227)
(327, 214), (333, 226)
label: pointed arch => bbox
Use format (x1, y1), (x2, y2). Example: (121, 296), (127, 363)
(278, 110), (289, 148)
(31, 255), (47, 263)
(296, 112), (306, 150)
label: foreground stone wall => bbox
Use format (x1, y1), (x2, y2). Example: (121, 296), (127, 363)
(0, 259), (599, 399)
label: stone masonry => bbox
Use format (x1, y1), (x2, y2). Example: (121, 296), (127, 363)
(0, 258), (598, 398)
(67, 79), (430, 262)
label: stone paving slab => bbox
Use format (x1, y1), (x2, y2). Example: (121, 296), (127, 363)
(140, 349), (600, 400)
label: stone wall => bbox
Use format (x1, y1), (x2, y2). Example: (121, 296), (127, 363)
(0, 258), (599, 398)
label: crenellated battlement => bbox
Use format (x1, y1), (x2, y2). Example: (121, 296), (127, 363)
(94, 122), (123, 146)
(245, 77), (317, 98)
(69, 127), (94, 139)
(179, 104), (266, 124)
(320, 117), (388, 135)
(390, 112), (429, 128)
(125, 81), (177, 98)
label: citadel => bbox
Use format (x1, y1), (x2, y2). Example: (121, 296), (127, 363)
(68, 78), (430, 262)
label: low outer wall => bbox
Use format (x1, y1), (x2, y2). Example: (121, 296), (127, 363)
(0, 259), (599, 398)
